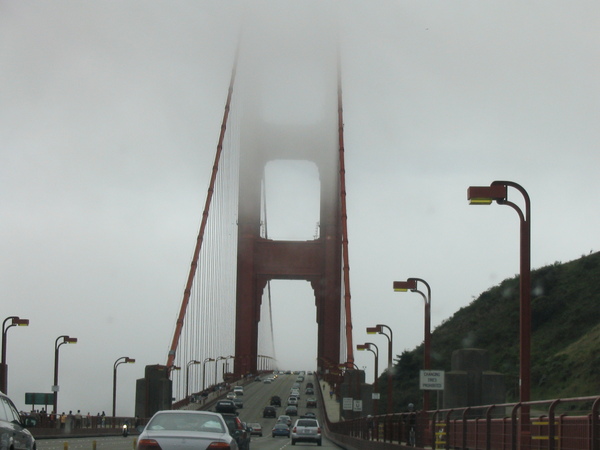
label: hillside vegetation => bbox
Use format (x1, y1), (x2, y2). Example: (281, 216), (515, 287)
(379, 251), (600, 410)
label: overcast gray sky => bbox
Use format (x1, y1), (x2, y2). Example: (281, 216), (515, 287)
(1, 1), (599, 416)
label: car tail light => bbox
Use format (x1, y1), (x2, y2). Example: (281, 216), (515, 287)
(317, 427), (322, 434)
(292, 427), (297, 433)
(137, 439), (162, 450)
(207, 443), (232, 449)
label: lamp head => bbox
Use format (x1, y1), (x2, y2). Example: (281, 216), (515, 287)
(65, 337), (77, 344)
(356, 344), (368, 351)
(14, 318), (30, 326)
(393, 279), (417, 292)
(366, 326), (381, 334)
(467, 184), (507, 205)
(126, 358), (136, 363)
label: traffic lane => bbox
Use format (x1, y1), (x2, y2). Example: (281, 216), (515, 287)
(36, 436), (137, 449)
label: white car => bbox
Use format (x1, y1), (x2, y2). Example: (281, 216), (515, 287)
(0, 392), (36, 450)
(233, 386), (244, 396)
(291, 418), (322, 446)
(136, 410), (238, 450)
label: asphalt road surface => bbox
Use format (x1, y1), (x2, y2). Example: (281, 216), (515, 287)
(37, 373), (343, 449)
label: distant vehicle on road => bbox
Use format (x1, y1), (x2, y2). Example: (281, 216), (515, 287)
(306, 397), (317, 408)
(272, 423), (290, 438)
(270, 395), (281, 406)
(285, 405), (298, 416)
(215, 400), (237, 414)
(248, 422), (263, 436)
(277, 415), (292, 427)
(263, 406), (277, 418)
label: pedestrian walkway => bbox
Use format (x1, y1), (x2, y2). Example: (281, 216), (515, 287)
(319, 380), (340, 422)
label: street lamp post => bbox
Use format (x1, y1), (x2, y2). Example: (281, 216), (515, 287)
(1, 316), (29, 394)
(468, 180), (531, 446)
(185, 359), (201, 399)
(367, 324), (393, 414)
(393, 278), (432, 412)
(214, 356), (226, 386)
(357, 342), (379, 415)
(202, 357), (214, 391)
(112, 356), (135, 417)
(53, 335), (77, 414)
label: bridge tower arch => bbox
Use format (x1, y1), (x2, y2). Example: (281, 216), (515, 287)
(234, 117), (343, 376)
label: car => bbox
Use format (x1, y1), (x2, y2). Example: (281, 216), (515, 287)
(136, 410), (236, 450)
(290, 388), (300, 398)
(263, 378), (272, 384)
(233, 397), (244, 409)
(220, 413), (251, 450)
(302, 412), (317, 419)
(306, 382), (314, 388)
(263, 406), (277, 418)
(0, 391), (36, 450)
(270, 395), (281, 406)
(272, 422), (290, 437)
(215, 400), (237, 414)
(285, 405), (298, 416)
(248, 422), (263, 436)
(226, 391), (237, 400)
(287, 396), (298, 406)
(291, 418), (322, 446)
(277, 415), (292, 427)
(305, 387), (315, 395)
(233, 386), (244, 395)
(306, 397), (317, 408)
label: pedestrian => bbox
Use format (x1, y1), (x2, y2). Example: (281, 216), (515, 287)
(329, 389), (333, 399)
(60, 412), (67, 429)
(75, 410), (82, 428)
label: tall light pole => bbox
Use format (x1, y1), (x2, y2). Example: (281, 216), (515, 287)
(53, 335), (77, 413)
(112, 356), (135, 417)
(394, 278), (431, 412)
(468, 180), (531, 446)
(224, 355), (235, 379)
(367, 324), (393, 414)
(357, 342), (379, 415)
(202, 357), (214, 391)
(1, 316), (29, 394)
(214, 356), (226, 386)
(185, 359), (201, 399)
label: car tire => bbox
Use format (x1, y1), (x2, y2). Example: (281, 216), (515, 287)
(318, 439), (322, 446)
(291, 440), (296, 445)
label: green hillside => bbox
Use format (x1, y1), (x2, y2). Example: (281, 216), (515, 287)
(378, 251), (600, 411)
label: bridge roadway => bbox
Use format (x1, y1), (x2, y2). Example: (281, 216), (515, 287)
(37, 373), (345, 449)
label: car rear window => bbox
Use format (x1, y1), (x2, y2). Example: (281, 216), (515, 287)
(297, 419), (318, 427)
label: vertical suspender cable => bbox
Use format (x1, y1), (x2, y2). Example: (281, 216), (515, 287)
(261, 177), (277, 362)
(166, 46), (239, 369)
(337, 47), (354, 365)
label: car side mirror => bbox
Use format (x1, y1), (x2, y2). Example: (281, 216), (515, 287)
(20, 417), (37, 428)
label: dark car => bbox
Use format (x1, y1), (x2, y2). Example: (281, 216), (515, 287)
(270, 395), (281, 406)
(272, 422), (290, 437)
(306, 397), (317, 408)
(306, 382), (314, 389)
(233, 398), (244, 409)
(220, 413), (251, 450)
(263, 406), (277, 418)
(215, 400), (237, 414)
(305, 387), (315, 395)
(285, 405), (298, 416)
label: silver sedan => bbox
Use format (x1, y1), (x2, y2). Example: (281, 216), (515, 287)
(136, 410), (238, 450)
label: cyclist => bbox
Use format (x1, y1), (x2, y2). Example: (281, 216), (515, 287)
(405, 403), (417, 446)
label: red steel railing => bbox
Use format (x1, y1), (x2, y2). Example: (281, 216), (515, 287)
(327, 395), (600, 450)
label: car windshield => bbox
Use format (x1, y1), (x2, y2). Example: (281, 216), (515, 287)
(147, 413), (225, 433)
